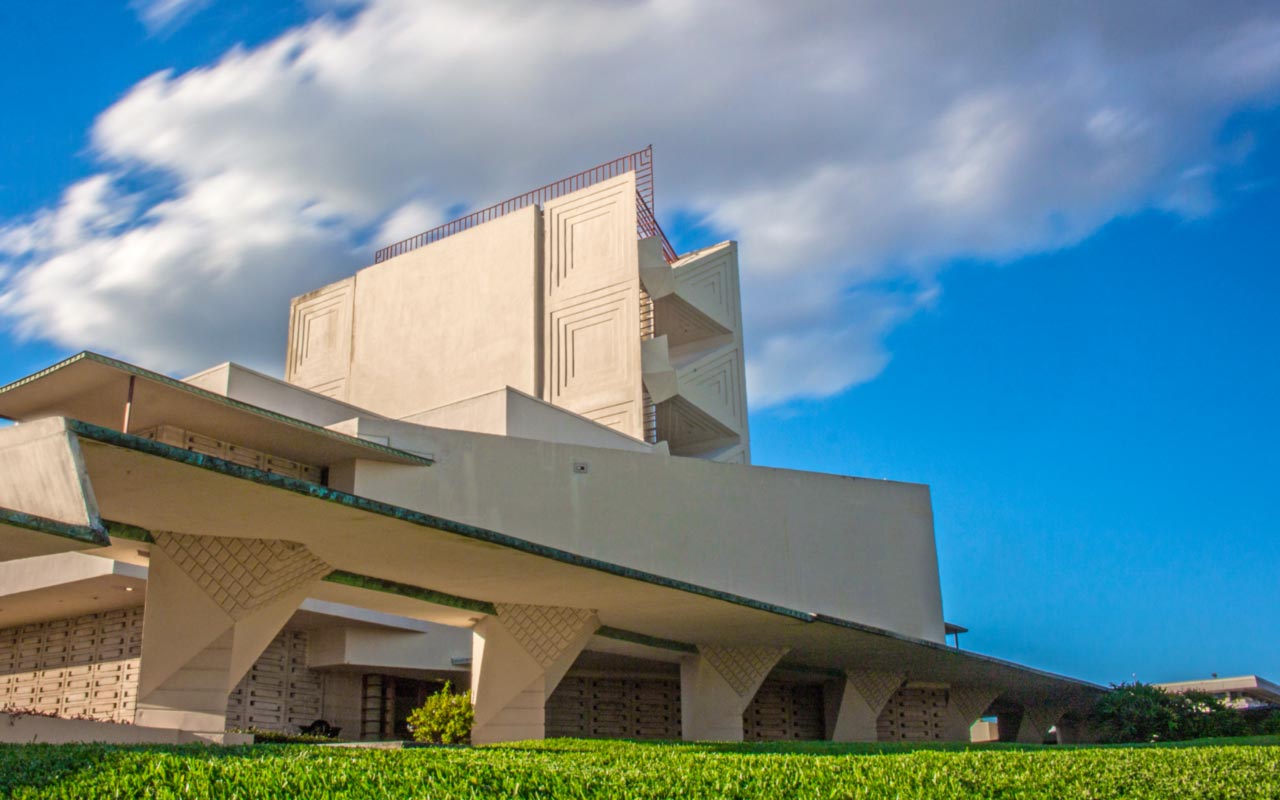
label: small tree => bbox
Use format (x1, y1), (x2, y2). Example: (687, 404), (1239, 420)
(406, 681), (474, 744)
(1093, 683), (1181, 742)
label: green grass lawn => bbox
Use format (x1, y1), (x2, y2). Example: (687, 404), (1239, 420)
(2, 736), (1278, 799)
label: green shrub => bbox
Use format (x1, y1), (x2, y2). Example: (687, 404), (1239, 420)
(405, 681), (474, 744)
(1176, 691), (1247, 739)
(1259, 711), (1280, 737)
(1093, 683), (1182, 742)
(1093, 683), (1252, 743)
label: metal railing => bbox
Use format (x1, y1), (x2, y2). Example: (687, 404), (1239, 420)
(635, 192), (678, 263)
(374, 146), (676, 264)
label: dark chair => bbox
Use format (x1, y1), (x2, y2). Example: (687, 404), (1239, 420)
(299, 719), (342, 738)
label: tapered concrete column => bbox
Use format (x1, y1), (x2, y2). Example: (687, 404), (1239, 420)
(681, 645), (788, 741)
(135, 532), (331, 732)
(827, 670), (906, 742)
(940, 685), (1000, 741)
(470, 603), (599, 744)
(1013, 705), (1066, 743)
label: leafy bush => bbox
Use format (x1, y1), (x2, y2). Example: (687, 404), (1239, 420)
(1177, 691), (1247, 739)
(1093, 683), (1182, 742)
(1092, 682), (1250, 743)
(405, 681), (474, 744)
(1261, 710), (1280, 735)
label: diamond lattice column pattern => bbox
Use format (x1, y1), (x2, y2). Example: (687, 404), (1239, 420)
(829, 670), (907, 742)
(134, 532), (331, 733)
(681, 645), (789, 741)
(470, 603), (599, 744)
(941, 685), (1001, 741)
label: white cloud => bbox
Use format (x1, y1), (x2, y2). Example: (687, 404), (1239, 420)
(130, 0), (213, 34)
(3, 0), (1280, 399)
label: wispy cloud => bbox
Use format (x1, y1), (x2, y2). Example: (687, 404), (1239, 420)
(130, 0), (213, 34)
(3, 0), (1280, 400)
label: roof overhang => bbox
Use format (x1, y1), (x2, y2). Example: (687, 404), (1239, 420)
(59, 418), (1101, 708)
(0, 352), (430, 467)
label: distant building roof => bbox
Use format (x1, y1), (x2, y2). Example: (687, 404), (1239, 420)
(1157, 675), (1280, 706)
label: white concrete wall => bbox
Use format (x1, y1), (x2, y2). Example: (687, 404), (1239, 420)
(333, 419), (945, 643)
(185, 363), (383, 427)
(288, 206), (542, 419)
(306, 625), (470, 672)
(0, 713), (250, 745)
(402, 387), (652, 453)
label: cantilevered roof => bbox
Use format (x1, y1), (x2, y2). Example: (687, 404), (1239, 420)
(0, 352), (431, 467)
(67, 418), (1100, 708)
(1158, 675), (1280, 704)
(0, 506), (110, 562)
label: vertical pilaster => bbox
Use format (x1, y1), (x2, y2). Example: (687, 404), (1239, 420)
(134, 532), (331, 732)
(828, 670), (906, 742)
(681, 645), (788, 741)
(470, 603), (599, 744)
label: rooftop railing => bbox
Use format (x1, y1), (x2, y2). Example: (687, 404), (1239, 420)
(374, 146), (677, 264)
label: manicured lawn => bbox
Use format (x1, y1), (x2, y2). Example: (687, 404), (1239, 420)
(2, 736), (1278, 798)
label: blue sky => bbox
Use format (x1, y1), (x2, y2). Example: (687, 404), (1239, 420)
(2, 1), (1278, 686)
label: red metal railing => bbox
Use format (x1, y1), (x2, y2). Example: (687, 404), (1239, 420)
(636, 192), (678, 263)
(374, 146), (676, 264)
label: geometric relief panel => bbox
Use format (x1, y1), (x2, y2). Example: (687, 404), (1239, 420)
(153, 532), (332, 622)
(286, 278), (353, 397)
(679, 348), (745, 431)
(654, 295), (730, 348)
(674, 244), (738, 331)
(948, 686), (1000, 726)
(655, 396), (736, 453)
(546, 285), (636, 405)
(845, 670), (906, 716)
(699, 645), (788, 698)
(544, 176), (636, 300)
(494, 604), (596, 670)
(582, 400), (640, 436)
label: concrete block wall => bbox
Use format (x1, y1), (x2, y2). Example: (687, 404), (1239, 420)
(0, 608), (143, 723)
(225, 628), (325, 732)
(0, 610), (335, 735)
(876, 685), (948, 741)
